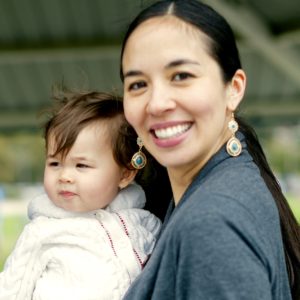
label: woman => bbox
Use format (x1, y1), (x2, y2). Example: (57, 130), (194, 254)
(120, 0), (300, 299)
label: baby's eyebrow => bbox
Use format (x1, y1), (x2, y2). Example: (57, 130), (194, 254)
(71, 156), (87, 161)
(71, 156), (96, 163)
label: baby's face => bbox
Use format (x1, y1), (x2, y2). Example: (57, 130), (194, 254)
(44, 122), (125, 212)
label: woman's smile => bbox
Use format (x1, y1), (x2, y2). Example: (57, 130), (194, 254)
(151, 122), (192, 140)
(149, 121), (193, 148)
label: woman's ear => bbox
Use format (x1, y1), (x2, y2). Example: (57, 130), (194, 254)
(118, 168), (138, 189)
(226, 69), (247, 111)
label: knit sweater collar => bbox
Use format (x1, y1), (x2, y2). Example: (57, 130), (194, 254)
(28, 182), (146, 220)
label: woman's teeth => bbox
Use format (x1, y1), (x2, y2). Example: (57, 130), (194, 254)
(154, 124), (190, 139)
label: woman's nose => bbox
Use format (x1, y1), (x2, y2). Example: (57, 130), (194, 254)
(146, 84), (176, 116)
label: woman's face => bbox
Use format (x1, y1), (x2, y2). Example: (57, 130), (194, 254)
(122, 17), (244, 176)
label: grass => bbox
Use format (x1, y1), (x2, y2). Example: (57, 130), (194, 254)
(0, 215), (28, 270)
(288, 196), (300, 224)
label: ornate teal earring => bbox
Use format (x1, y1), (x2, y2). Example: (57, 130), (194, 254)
(226, 113), (242, 157)
(131, 137), (147, 169)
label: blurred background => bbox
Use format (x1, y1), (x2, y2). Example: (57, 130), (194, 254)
(0, 0), (300, 269)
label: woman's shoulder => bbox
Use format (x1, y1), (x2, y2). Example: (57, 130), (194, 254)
(170, 161), (281, 250)
(185, 169), (278, 228)
(188, 153), (277, 219)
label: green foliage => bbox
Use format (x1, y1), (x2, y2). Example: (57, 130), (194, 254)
(0, 133), (45, 183)
(263, 126), (300, 175)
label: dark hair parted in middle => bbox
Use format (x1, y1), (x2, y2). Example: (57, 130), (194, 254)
(120, 0), (241, 83)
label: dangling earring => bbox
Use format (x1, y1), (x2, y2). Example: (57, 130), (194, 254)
(131, 137), (147, 169)
(226, 113), (242, 157)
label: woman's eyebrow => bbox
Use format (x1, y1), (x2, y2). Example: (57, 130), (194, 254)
(123, 59), (200, 79)
(166, 59), (200, 68)
(123, 70), (144, 79)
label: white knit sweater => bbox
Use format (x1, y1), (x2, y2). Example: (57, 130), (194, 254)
(0, 183), (161, 300)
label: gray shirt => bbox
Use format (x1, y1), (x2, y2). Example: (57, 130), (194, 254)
(123, 134), (291, 300)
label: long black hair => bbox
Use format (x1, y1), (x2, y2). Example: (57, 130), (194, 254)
(120, 0), (300, 298)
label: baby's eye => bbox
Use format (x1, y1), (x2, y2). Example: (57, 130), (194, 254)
(128, 81), (147, 91)
(172, 72), (193, 81)
(48, 161), (59, 167)
(76, 163), (89, 169)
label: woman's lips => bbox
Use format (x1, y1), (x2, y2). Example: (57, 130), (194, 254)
(150, 122), (192, 147)
(152, 122), (192, 139)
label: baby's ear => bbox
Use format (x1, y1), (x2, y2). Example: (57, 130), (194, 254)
(118, 168), (138, 189)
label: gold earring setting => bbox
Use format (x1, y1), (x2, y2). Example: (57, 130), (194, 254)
(226, 114), (242, 157)
(131, 137), (147, 169)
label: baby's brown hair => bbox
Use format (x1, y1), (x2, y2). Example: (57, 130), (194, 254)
(43, 89), (138, 170)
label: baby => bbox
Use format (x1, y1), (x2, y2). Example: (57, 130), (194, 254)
(0, 90), (161, 300)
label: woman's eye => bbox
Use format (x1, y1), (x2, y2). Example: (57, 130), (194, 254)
(128, 81), (147, 91)
(173, 72), (193, 81)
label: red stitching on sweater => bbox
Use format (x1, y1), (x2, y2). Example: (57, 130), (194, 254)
(99, 220), (117, 257)
(116, 213), (144, 268)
